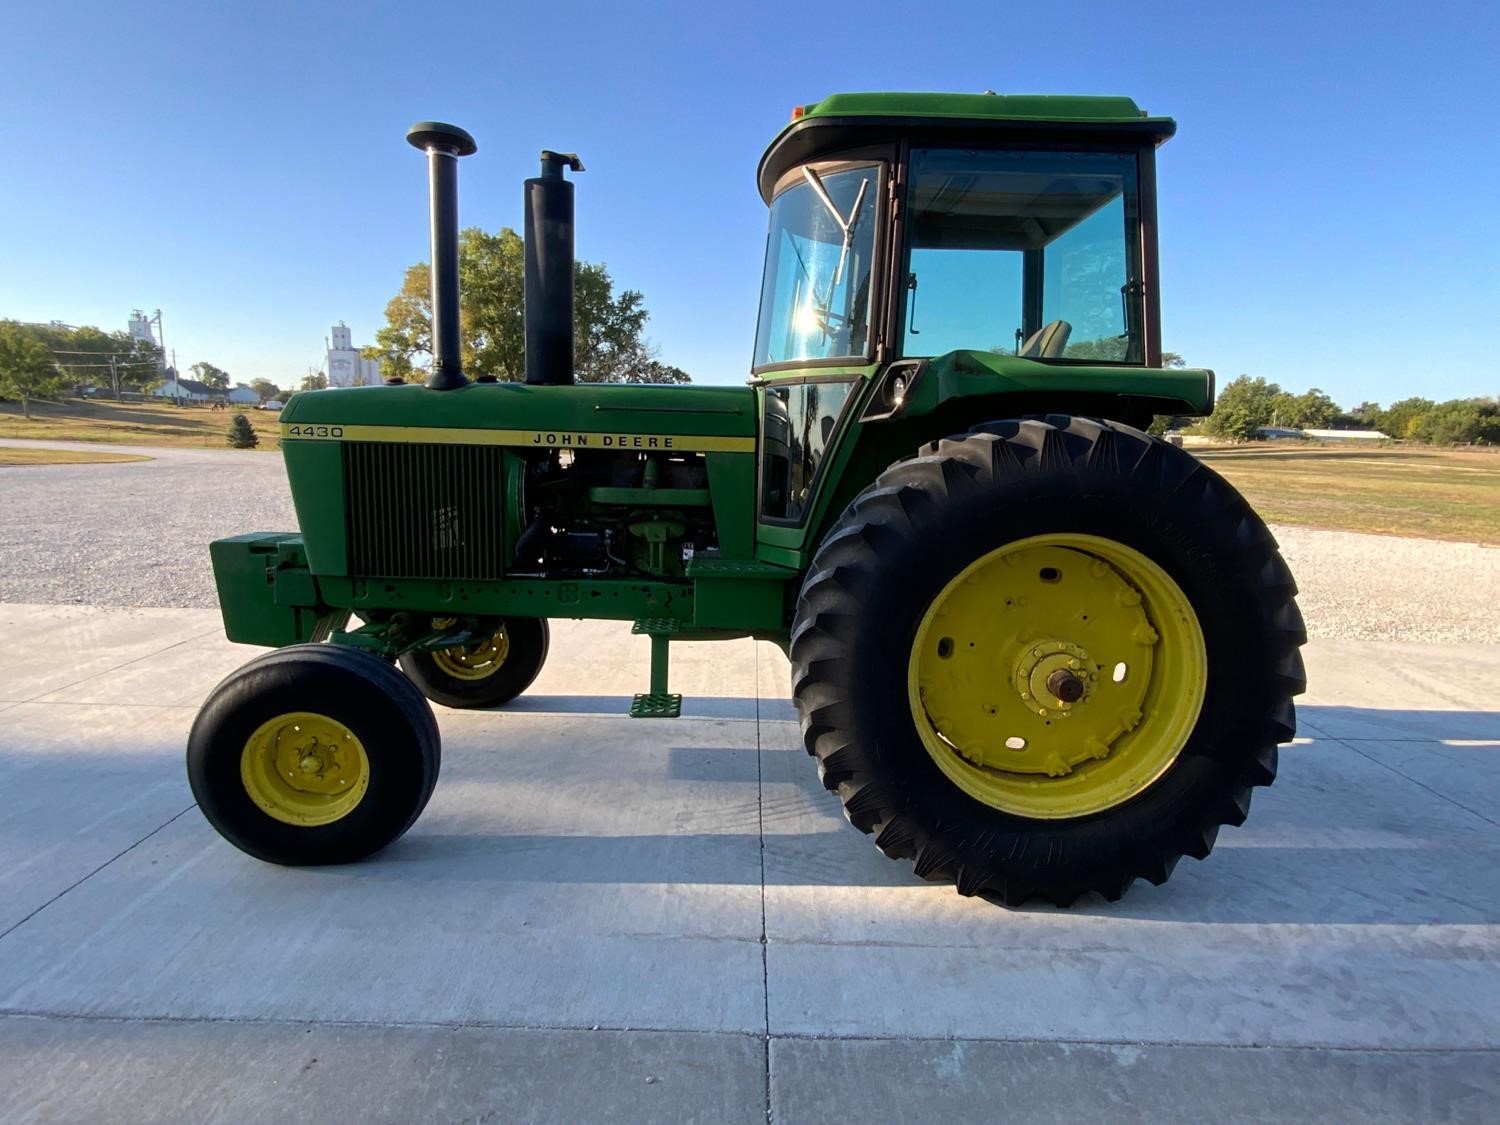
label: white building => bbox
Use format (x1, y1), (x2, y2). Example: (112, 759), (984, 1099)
(227, 384), (259, 405)
(326, 323), (382, 388)
(151, 375), (221, 403)
(128, 310), (167, 372)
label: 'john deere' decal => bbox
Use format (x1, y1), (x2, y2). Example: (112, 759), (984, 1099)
(281, 423), (754, 454)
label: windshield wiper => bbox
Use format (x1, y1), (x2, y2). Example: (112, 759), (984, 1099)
(802, 167), (869, 290)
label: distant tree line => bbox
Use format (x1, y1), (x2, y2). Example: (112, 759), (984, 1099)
(1194, 375), (1499, 444)
(0, 318), (314, 414)
(0, 320), (165, 416)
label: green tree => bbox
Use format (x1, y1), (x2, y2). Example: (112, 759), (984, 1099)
(249, 378), (283, 403)
(1144, 352), (1189, 434)
(0, 321), (64, 419)
(191, 362), (230, 391)
(1408, 398), (1500, 445)
(1349, 401), (1382, 428)
(1202, 375), (1282, 441)
(27, 323), (162, 393)
(1376, 397), (1435, 441)
(371, 226), (690, 384)
(300, 370), (328, 391)
(226, 412), (259, 448)
(1269, 387), (1339, 429)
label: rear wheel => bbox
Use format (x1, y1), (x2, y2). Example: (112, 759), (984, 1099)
(789, 416), (1305, 906)
(187, 644), (440, 865)
(399, 617), (549, 709)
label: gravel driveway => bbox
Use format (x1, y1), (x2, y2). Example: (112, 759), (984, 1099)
(2, 438), (1495, 643)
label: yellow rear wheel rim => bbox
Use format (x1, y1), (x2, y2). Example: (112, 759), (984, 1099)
(430, 619), (510, 682)
(906, 533), (1207, 819)
(240, 712), (370, 827)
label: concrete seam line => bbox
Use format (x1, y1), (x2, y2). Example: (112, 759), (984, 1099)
(19, 627), (223, 705)
(0, 1010), (767, 1040)
(0, 805), (197, 947)
(0, 1011), (1497, 1055)
(1334, 738), (1500, 830)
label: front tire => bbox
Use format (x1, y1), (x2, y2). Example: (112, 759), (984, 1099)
(789, 416), (1305, 906)
(187, 644), (441, 865)
(399, 617), (549, 709)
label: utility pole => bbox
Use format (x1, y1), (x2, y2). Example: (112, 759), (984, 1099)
(154, 309), (166, 376)
(172, 348), (180, 404)
(108, 355), (120, 399)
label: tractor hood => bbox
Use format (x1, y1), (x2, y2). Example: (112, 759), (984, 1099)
(279, 381), (756, 453)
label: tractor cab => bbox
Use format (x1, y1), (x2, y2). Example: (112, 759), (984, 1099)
(752, 93), (1176, 375)
(749, 93), (1200, 545)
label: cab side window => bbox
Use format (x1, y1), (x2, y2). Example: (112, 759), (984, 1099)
(761, 381), (854, 522)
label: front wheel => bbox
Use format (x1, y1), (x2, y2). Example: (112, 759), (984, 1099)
(790, 416), (1306, 906)
(187, 644), (441, 865)
(399, 617), (549, 709)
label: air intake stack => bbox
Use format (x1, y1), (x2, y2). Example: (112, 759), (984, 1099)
(524, 151), (584, 386)
(405, 121), (477, 391)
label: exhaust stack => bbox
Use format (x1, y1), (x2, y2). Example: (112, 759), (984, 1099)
(405, 121), (477, 391)
(524, 150), (584, 386)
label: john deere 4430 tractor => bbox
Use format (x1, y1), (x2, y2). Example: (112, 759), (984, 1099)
(190, 93), (1305, 906)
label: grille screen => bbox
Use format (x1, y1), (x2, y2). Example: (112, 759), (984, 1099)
(344, 443), (506, 579)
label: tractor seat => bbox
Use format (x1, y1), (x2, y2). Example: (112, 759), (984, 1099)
(1019, 320), (1072, 358)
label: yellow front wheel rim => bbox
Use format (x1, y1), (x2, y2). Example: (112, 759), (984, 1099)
(906, 533), (1207, 819)
(240, 712), (370, 827)
(430, 620), (511, 682)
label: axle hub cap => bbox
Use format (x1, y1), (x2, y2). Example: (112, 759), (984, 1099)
(907, 534), (1207, 819)
(240, 712), (370, 827)
(431, 619), (511, 681)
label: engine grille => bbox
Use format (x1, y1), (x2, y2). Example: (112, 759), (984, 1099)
(343, 443), (505, 579)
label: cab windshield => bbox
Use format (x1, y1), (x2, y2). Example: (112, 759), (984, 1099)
(903, 148), (1143, 362)
(753, 163), (880, 369)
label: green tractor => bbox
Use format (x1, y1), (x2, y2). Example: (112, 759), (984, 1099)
(189, 93), (1305, 906)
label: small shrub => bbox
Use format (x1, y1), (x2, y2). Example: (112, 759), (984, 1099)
(227, 412), (259, 448)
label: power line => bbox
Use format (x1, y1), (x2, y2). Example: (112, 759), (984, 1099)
(47, 349), (161, 356)
(48, 360), (162, 368)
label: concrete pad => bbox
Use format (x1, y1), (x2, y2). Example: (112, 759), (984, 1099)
(0, 1015), (765, 1125)
(0, 604), (219, 702)
(1348, 738), (1500, 826)
(30, 629), (265, 708)
(770, 1036), (1500, 1124)
(0, 702), (195, 934)
(1299, 639), (1500, 740)
(0, 706), (767, 1034)
(3, 606), (1500, 1118)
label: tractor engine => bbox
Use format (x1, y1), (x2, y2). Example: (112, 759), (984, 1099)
(512, 446), (716, 578)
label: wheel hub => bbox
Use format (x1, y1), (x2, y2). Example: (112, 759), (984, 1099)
(907, 534), (1206, 818)
(240, 712), (371, 826)
(1013, 639), (1097, 718)
(430, 619), (510, 681)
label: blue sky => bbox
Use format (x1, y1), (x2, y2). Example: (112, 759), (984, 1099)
(2, 0), (1496, 407)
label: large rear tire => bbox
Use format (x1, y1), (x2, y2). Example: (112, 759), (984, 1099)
(187, 644), (441, 865)
(789, 416), (1305, 906)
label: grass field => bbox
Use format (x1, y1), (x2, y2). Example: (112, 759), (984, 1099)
(0, 447), (153, 466)
(0, 398), (283, 448)
(1196, 444), (1500, 543)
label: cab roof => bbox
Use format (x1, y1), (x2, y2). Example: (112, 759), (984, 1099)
(758, 91), (1176, 203)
